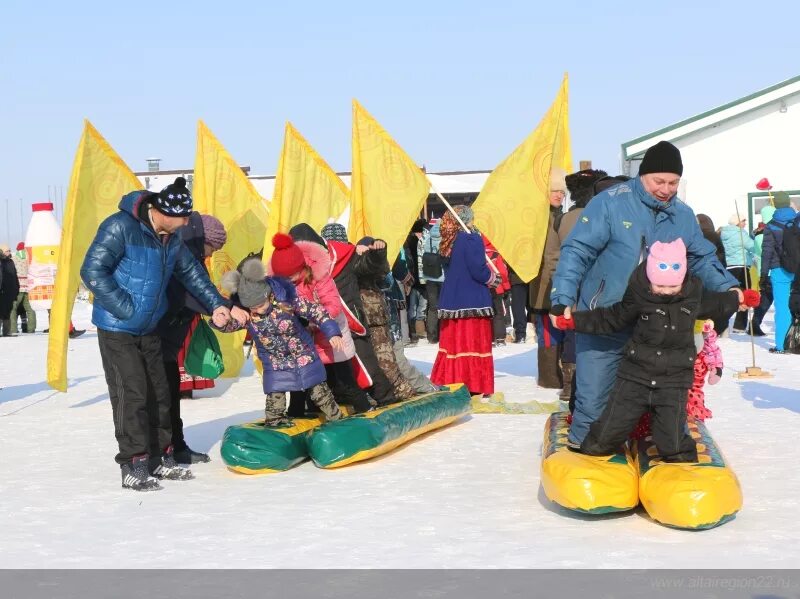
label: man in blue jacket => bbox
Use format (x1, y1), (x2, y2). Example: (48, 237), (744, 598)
(81, 177), (234, 491)
(549, 142), (741, 447)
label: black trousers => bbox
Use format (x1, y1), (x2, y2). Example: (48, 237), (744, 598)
(752, 279), (774, 328)
(510, 283), (529, 337)
(491, 293), (506, 341)
(353, 336), (397, 405)
(98, 329), (173, 464)
(581, 378), (697, 463)
(728, 267), (751, 330)
(324, 360), (371, 412)
(288, 359), (376, 416)
(161, 360), (187, 451)
(424, 281), (441, 343)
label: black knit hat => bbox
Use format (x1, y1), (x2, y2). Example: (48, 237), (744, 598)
(565, 169), (608, 209)
(155, 177), (193, 216)
(638, 141), (683, 176)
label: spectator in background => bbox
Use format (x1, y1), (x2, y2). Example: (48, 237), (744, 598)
(720, 213), (755, 333)
(10, 243), (36, 334)
(555, 169), (612, 407)
(697, 213), (729, 335)
(484, 236), (510, 346)
(759, 191), (797, 353)
(751, 205), (776, 337)
(430, 205), (499, 396)
(405, 219), (428, 344)
(529, 169), (567, 389)
(0, 244), (20, 337)
(419, 219), (445, 343)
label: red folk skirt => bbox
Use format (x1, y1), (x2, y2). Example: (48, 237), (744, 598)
(177, 315), (216, 393)
(430, 317), (494, 395)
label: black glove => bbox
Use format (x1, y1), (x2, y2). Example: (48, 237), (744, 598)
(760, 277), (772, 294)
(550, 304), (567, 316)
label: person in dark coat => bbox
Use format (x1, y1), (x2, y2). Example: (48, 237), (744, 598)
(556, 169), (609, 407)
(759, 192), (798, 352)
(557, 239), (756, 461)
(696, 213), (729, 335)
(0, 244), (20, 337)
(320, 222), (400, 405)
(155, 212), (228, 464)
(80, 179), (235, 491)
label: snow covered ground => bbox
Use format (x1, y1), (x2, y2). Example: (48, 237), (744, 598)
(1, 302), (799, 568)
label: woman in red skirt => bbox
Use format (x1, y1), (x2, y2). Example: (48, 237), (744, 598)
(430, 205), (499, 396)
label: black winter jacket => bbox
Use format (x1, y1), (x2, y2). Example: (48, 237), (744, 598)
(572, 263), (740, 388)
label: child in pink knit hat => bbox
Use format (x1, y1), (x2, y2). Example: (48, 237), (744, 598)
(555, 238), (758, 462)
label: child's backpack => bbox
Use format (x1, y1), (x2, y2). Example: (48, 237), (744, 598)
(772, 215), (800, 273)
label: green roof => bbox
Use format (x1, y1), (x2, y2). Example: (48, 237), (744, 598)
(622, 74), (800, 159)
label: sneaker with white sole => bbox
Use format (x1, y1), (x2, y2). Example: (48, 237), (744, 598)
(121, 455), (162, 492)
(152, 446), (195, 481)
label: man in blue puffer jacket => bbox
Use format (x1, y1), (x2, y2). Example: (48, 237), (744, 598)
(81, 177), (234, 491)
(550, 142), (741, 446)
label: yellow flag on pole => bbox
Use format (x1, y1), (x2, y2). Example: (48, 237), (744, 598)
(47, 120), (142, 391)
(472, 74), (572, 282)
(348, 100), (430, 262)
(264, 122), (349, 244)
(193, 120), (269, 378)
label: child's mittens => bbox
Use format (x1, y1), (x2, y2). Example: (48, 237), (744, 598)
(555, 315), (575, 330)
(743, 289), (761, 308)
(708, 366), (723, 385)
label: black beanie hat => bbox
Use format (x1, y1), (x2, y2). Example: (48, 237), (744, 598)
(155, 177), (193, 216)
(638, 141), (683, 176)
(565, 169), (608, 209)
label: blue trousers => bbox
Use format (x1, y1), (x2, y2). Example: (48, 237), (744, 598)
(771, 268), (795, 350)
(568, 330), (627, 445)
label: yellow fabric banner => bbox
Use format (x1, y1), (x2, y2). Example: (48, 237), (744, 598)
(193, 120), (269, 378)
(47, 120), (142, 391)
(472, 74), (573, 282)
(348, 100), (430, 263)
(265, 122), (349, 245)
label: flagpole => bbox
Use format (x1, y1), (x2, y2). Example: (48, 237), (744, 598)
(426, 176), (499, 275)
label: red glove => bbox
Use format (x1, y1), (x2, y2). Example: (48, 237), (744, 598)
(555, 315), (575, 330)
(743, 289), (761, 308)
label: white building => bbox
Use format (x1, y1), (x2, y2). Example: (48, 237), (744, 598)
(621, 75), (800, 230)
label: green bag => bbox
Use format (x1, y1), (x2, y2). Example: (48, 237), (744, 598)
(184, 318), (225, 379)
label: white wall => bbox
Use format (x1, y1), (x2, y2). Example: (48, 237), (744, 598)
(675, 92), (800, 230)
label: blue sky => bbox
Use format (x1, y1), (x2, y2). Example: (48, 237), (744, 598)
(1, 0), (799, 244)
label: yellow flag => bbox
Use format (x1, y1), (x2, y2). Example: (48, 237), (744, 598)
(193, 120), (269, 377)
(473, 74), (573, 282)
(265, 122), (349, 245)
(47, 120), (142, 391)
(349, 100), (430, 262)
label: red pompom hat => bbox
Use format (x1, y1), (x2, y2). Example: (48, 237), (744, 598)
(270, 233), (306, 277)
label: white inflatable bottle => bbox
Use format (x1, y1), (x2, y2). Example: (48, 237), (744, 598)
(24, 202), (62, 311)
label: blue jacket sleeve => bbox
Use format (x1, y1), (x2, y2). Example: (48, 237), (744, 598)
(550, 196), (611, 307)
(685, 220), (738, 291)
(80, 219), (135, 321)
(172, 244), (225, 313)
(463, 234), (492, 285)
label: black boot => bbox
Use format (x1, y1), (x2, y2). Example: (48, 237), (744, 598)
(173, 445), (211, 464)
(750, 324), (766, 337)
(121, 455), (162, 492)
(152, 446), (195, 480)
(537, 345), (563, 389)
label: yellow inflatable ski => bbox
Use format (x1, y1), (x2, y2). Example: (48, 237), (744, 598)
(635, 418), (742, 529)
(540, 412), (639, 514)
